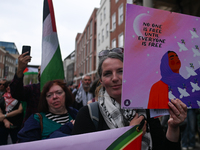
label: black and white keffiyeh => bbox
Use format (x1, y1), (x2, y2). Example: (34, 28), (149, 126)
(75, 85), (93, 106)
(98, 88), (152, 150)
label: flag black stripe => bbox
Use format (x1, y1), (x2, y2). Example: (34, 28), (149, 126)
(43, 0), (50, 22)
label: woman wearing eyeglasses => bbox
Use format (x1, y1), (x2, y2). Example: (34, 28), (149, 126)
(72, 48), (187, 150)
(18, 80), (78, 142)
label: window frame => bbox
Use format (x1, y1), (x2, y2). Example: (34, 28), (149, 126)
(112, 13), (116, 31)
(118, 4), (123, 25)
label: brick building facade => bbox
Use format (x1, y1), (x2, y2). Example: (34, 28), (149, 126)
(74, 8), (98, 84)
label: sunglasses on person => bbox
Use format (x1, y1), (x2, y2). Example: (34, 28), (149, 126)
(98, 47), (124, 58)
(0, 83), (5, 86)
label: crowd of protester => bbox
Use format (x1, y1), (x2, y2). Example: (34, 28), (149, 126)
(0, 49), (199, 150)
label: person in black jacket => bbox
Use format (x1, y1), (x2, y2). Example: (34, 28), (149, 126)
(72, 48), (187, 150)
(0, 81), (23, 145)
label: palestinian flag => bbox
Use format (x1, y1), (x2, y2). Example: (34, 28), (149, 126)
(23, 67), (38, 75)
(106, 125), (143, 150)
(41, 0), (64, 91)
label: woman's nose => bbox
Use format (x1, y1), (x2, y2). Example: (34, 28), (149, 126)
(53, 93), (57, 98)
(112, 73), (119, 81)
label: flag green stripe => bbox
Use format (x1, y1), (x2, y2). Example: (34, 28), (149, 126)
(106, 125), (142, 150)
(24, 72), (38, 75)
(40, 45), (64, 91)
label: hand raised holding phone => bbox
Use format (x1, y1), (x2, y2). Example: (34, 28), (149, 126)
(16, 45), (32, 78)
(21, 45), (31, 63)
(22, 46), (31, 56)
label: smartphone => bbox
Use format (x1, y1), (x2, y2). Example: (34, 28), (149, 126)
(22, 45), (31, 56)
(10, 125), (17, 129)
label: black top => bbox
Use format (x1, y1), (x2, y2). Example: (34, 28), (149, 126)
(0, 97), (23, 128)
(72, 106), (181, 150)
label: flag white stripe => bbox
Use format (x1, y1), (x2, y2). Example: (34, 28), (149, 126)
(26, 67), (38, 73)
(43, 14), (53, 37)
(41, 14), (58, 74)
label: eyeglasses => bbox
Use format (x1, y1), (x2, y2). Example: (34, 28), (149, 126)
(46, 90), (64, 99)
(0, 83), (5, 86)
(98, 47), (124, 58)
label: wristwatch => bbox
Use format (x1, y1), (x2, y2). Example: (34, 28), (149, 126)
(4, 114), (7, 117)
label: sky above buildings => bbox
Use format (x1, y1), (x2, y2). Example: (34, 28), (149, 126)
(0, 0), (100, 65)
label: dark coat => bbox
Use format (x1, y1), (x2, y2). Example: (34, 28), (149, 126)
(18, 107), (78, 143)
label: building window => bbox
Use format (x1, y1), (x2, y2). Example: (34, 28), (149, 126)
(102, 29), (104, 43)
(90, 38), (92, 53)
(98, 33), (100, 46)
(82, 48), (84, 59)
(94, 22), (96, 35)
(106, 24), (109, 38)
(89, 56), (92, 72)
(127, 0), (133, 4)
(118, 33), (124, 47)
(88, 58), (90, 72)
(118, 4), (123, 25)
(86, 28), (88, 40)
(87, 43), (89, 55)
(81, 38), (83, 47)
(100, 13), (102, 25)
(112, 39), (116, 48)
(83, 47), (85, 59)
(87, 26), (89, 39)
(83, 62), (85, 74)
(112, 13), (116, 31)
(84, 33), (86, 43)
(86, 59), (88, 73)
(90, 20), (93, 35)
(103, 7), (106, 20)
(94, 39), (96, 51)
(82, 64), (84, 75)
(94, 56), (96, 70)
(85, 45), (87, 56)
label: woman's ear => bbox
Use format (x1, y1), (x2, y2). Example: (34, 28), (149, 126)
(99, 78), (102, 84)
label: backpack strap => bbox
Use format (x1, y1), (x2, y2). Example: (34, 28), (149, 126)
(88, 102), (99, 130)
(36, 113), (43, 139)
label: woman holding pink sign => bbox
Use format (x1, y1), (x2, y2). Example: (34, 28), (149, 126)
(72, 48), (187, 150)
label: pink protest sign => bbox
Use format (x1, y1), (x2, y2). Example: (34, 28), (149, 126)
(122, 4), (200, 109)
